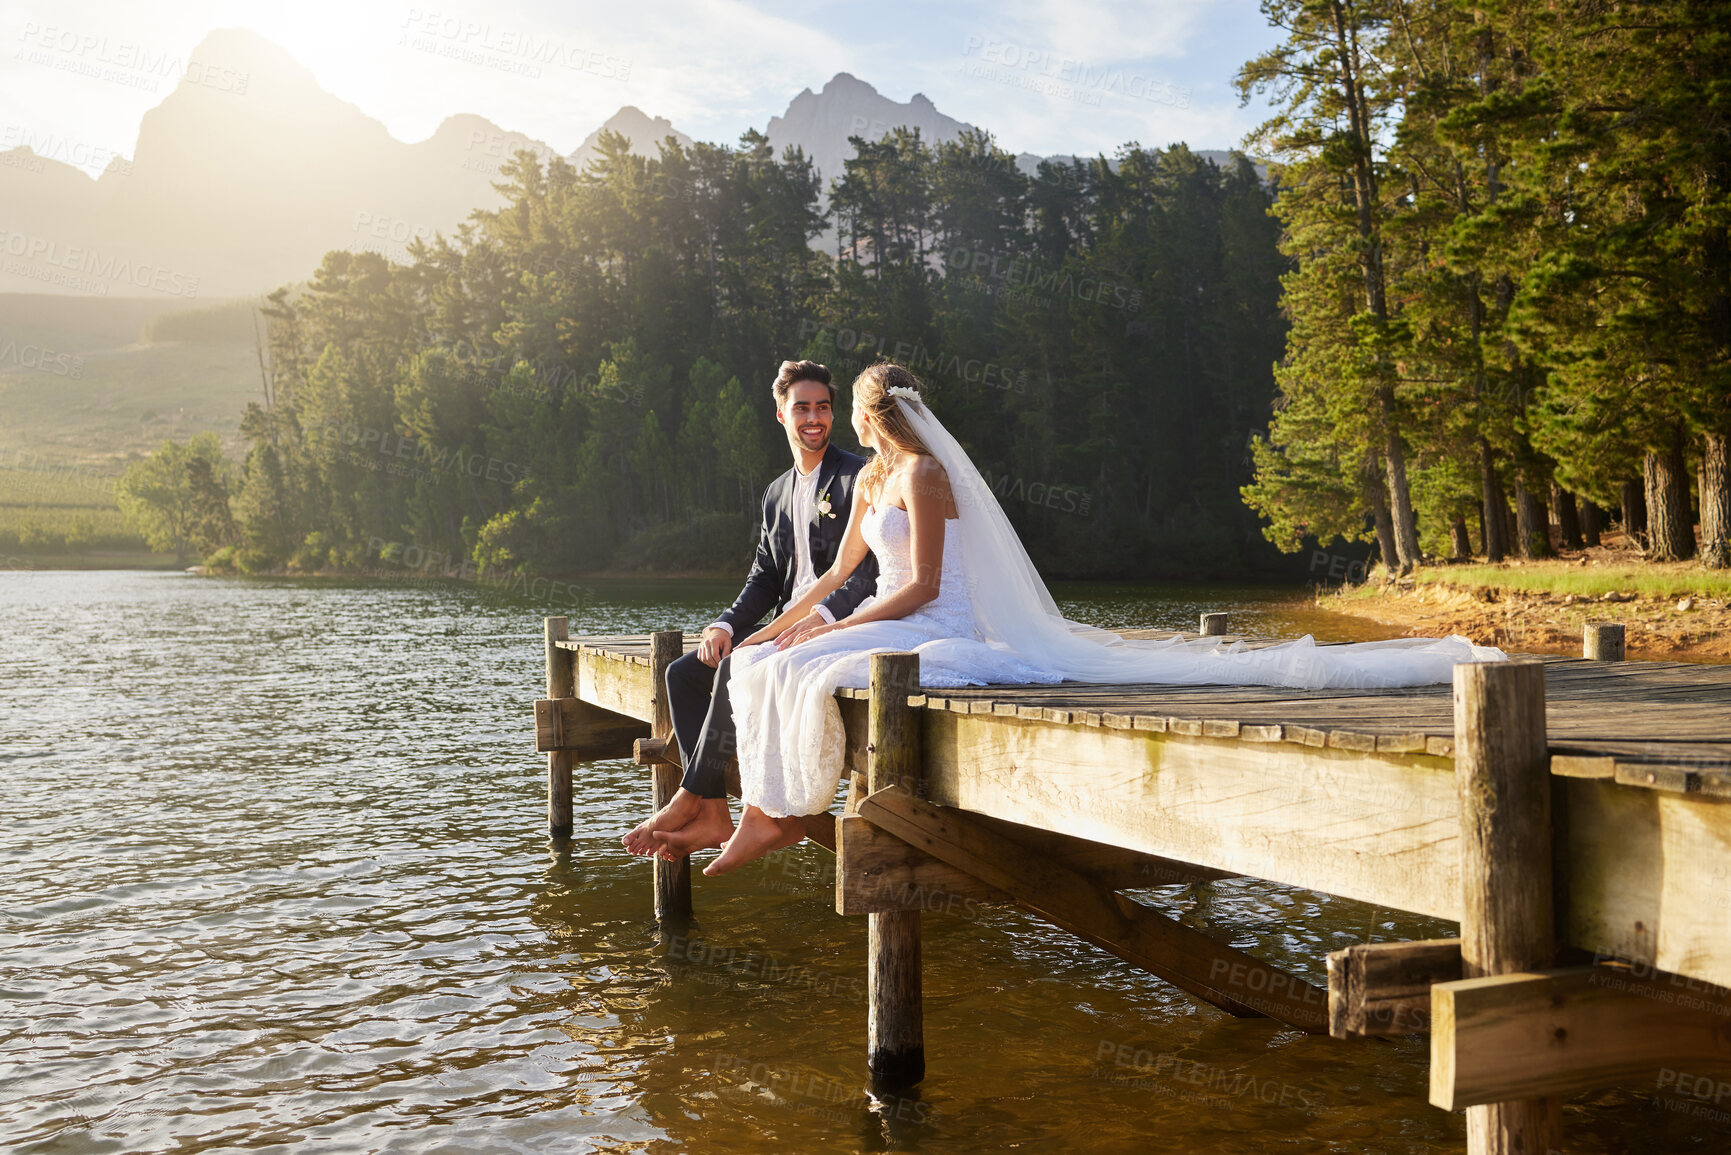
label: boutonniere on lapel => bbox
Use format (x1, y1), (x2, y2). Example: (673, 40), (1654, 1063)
(814, 482), (837, 521)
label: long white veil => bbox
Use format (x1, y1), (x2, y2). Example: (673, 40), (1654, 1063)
(891, 392), (1506, 690)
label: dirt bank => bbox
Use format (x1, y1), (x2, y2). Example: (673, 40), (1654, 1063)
(1321, 548), (1731, 662)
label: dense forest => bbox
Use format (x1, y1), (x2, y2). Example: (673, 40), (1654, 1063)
(1240, 0), (1730, 570)
(129, 127), (1284, 581)
(120, 0), (1730, 582)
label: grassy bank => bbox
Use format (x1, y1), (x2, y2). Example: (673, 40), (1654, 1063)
(5, 551), (182, 571)
(1322, 544), (1731, 661)
(0, 463), (156, 562)
(1401, 560), (1731, 601)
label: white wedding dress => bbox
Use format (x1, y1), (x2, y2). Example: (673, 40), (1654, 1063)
(728, 501), (1063, 817)
(726, 391), (1507, 819)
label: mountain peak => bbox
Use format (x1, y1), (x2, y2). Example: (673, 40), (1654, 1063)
(181, 27), (315, 94)
(767, 72), (974, 187)
(567, 106), (694, 170)
(820, 72), (877, 96)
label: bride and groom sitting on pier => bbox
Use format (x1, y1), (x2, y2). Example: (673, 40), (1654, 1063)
(622, 358), (1504, 874)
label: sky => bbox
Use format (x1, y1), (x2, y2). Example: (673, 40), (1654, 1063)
(2, 0), (1284, 178)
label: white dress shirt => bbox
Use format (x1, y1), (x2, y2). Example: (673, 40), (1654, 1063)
(711, 460), (837, 638)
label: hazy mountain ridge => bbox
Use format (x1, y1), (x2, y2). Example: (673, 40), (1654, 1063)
(767, 72), (972, 186)
(0, 27), (1250, 300)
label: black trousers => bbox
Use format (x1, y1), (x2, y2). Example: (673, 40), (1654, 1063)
(666, 648), (736, 799)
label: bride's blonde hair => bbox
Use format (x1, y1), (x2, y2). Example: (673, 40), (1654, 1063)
(852, 362), (933, 504)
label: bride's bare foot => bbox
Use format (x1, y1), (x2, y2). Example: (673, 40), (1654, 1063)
(649, 798), (735, 860)
(622, 787), (703, 856)
(703, 806), (807, 875)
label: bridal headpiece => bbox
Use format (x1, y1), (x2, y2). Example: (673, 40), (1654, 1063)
(886, 384), (922, 405)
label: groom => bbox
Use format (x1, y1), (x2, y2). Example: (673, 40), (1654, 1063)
(622, 359), (878, 860)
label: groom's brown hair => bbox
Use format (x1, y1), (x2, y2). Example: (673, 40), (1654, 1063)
(772, 359), (833, 408)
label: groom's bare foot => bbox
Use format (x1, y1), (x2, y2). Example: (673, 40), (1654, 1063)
(649, 798), (735, 860)
(703, 806), (807, 875)
(622, 788), (703, 856)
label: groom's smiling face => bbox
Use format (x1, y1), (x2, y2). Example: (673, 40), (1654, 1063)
(777, 380), (833, 454)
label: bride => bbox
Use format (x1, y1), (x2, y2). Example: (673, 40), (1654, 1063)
(689, 362), (1506, 875)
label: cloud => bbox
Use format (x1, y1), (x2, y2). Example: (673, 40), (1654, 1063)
(996, 0), (1210, 62)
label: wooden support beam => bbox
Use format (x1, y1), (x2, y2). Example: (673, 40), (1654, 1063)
(858, 785), (1329, 1033)
(632, 736), (675, 766)
(835, 811), (1235, 916)
(1431, 965), (1731, 1110)
(649, 631), (691, 921)
(800, 813), (837, 854)
(836, 812), (1008, 915)
(1446, 659), (1561, 1153)
(1327, 938), (1462, 1038)
(533, 697), (649, 757)
(866, 653), (925, 1088)
(971, 814), (1238, 891)
(544, 617), (574, 839)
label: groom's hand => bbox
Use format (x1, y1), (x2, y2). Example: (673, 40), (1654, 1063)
(777, 610), (830, 649)
(698, 625), (733, 667)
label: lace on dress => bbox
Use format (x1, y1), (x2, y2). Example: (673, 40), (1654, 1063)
(727, 501), (1061, 817)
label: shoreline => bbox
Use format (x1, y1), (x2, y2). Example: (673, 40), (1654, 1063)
(1320, 546), (1731, 663)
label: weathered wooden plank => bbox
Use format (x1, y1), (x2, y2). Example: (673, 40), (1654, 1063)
(573, 645), (654, 721)
(1431, 965), (1731, 1110)
(920, 710), (1462, 919)
(1327, 938), (1463, 1038)
(533, 696), (650, 756)
(1614, 763), (1703, 794)
(859, 786), (1329, 1032)
(1560, 777), (1731, 990)
(1551, 755), (1616, 779)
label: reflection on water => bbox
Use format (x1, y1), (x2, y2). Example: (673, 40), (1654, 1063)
(0, 572), (1708, 1153)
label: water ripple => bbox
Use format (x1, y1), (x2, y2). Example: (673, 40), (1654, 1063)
(0, 572), (1697, 1153)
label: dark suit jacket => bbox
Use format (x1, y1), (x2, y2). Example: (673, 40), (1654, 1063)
(717, 442), (879, 635)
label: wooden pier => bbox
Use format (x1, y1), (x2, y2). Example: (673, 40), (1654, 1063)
(533, 616), (1731, 1152)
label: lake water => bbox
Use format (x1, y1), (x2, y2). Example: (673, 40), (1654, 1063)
(1, 571), (1714, 1153)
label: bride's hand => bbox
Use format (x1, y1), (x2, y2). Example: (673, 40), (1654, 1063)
(773, 609), (828, 649)
(780, 619), (842, 649)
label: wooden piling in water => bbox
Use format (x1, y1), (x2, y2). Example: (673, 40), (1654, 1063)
(867, 652), (924, 1087)
(1583, 622), (1625, 661)
(649, 630), (691, 921)
(1199, 612), (1229, 636)
(1443, 660), (1561, 1155)
(544, 617), (574, 839)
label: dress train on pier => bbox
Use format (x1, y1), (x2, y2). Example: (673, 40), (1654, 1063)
(726, 393), (1507, 820)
